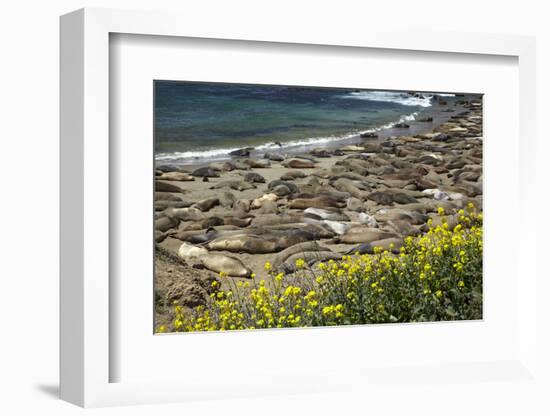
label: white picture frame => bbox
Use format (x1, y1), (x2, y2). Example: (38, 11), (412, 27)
(60, 7), (541, 408)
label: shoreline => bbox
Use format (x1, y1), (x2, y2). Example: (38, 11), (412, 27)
(154, 97), (483, 330)
(155, 97), (471, 168)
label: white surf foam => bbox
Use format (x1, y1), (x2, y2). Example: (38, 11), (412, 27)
(339, 91), (455, 107)
(155, 110), (420, 163)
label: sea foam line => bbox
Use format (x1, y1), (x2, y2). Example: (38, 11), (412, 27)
(339, 91), (454, 108)
(155, 111), (419, 162)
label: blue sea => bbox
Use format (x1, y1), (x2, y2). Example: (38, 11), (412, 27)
(154, 81), (453, 163)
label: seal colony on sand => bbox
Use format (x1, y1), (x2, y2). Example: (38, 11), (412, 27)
(154, 97), (483, 321)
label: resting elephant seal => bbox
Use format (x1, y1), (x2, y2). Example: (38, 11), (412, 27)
(267, 180), (299, 194)
(288, 196), (345, 209)
(177, 242), (209, 260)
(331, 178), (371, 201)
(280, 251), (341, 274)
(155, 181), (187, 194)
(282, 159), (316, 169)
(158, 172), (195, 182)
(245, 159), (271, 168)
(280, 171), (307, 180)
(191, 167), (220, 178)
(224, 216), (253, 228)
(164, 207), (204, 222)
(199, 253), (252, 278)
(155, 215), (179, 232)
(373, 209), (428, 225)
(321, 220), (350, 235)
(333, 228), (398, 244)
(194, 197), (220, 212)
(251, 193), (278, 209)
(154, 200), (192, 211)
(155, 192), (183, 201)
(347, 238), (404, 254)
(304, 207), (349, 222)
(219, 192), (236, 208)
(209, 161), (237, 172)
(257, 200), (279, 214)
(271, 241), (328, 269)
(243, 172), (266, 183)
(209, 180), (256, 191)
(206, 234), (279, 254)
(358, 212), (379, 228)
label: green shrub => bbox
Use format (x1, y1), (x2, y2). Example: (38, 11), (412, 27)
(161, 205), (482, 333)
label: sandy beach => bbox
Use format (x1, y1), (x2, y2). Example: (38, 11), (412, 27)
(153, 97), (483, 329)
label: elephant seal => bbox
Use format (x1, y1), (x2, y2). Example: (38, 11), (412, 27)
(262, 229), (321, 248)
(280, 171), (307, 180)
(177, 242), (209, 260)
(346, 197), (363, 212)
(199, 253), (252, 278)
(321, 220), (350, 235)
(219, 192), (236, 208)
(155, 200), (192, 211)
(209, 161), (237, 172)
(373, 209), (428, 225)
(273, 185), (292, 197)
(271, 241), (328, 269)
(288, 196), (346, 209)
(224, 216), (253, 228)
(245, 159), (271, 168)
(194, 198), (220, 212)
(386, 220), (421, 237)
(358, 212), (378, 228)
(333, 228), (398, 244)
(264, 152), (285, 162)
(347, 238), (403, 255)
(158, 172), (195, 182)
(251, 193), (278, 209)
(155, 192), (183, 201)
(282, 159), (316, 169)
(243, 172), (266, 183)
(268, 180), (299, 194)
(229, 147), (253, 157)
(155, 215), (179, 232)
(304, 207), (349, 222)
(155, 181), (187, 194)
(330, 178), (371, 201)
(190, 167), (220, 178)
(164, 207), (204, 222)
(368, 190), (418, 205)
(251, 213), (303, 227)
(233, 199), (251, 213)
(155, 230), (169, 243)
(200, 216), (224, 229)
(206, 234), (279, 254)
(257, 200), (279, 214)
(280, 251), (341, 274)
(209, 180), (256, 191)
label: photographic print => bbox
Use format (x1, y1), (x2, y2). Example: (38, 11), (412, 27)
(154, 81), (483, 333)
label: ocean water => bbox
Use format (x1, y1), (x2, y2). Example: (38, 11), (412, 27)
(154, 81), (450, 162)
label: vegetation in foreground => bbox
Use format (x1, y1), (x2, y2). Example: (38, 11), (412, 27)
(158, 205), (482, 333)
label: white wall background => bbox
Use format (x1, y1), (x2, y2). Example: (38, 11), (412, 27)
(0, 1), (548, 414)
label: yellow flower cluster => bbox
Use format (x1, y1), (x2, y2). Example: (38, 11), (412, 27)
(165, 205), (483, 332)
